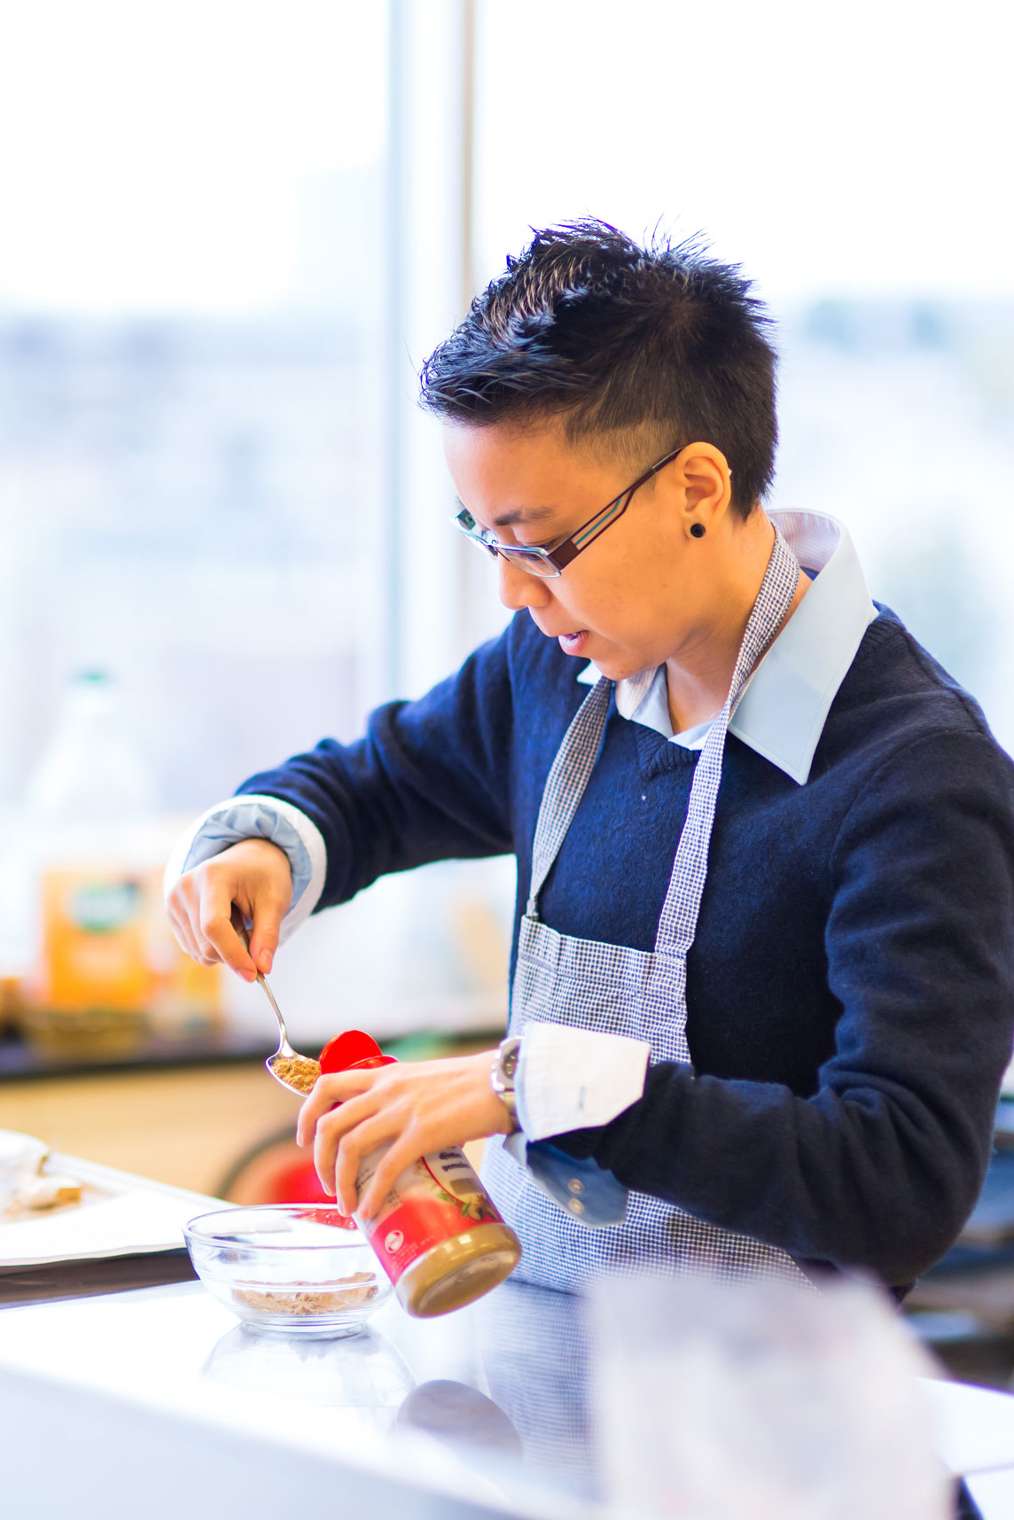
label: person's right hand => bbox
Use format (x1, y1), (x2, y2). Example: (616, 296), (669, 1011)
(167, 838), (293, 981)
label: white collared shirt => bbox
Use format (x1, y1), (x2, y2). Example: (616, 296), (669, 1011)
(575, 509), (877, 783)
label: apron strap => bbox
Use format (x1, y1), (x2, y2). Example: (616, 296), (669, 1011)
(526, 676), (613, 917)
(654, 527), (800, 956)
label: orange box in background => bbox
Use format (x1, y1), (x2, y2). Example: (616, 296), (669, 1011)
(21, 865), (222, 1057)
(39, 868), (150, 1011)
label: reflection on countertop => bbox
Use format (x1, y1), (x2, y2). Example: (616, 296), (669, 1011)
(204, 1320), (417, 1412)
(199, 1275), (598, 1503)
(0, 1270), (601, 1516)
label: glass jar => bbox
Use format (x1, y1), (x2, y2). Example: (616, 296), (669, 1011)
(319, 1030), (521, 1318)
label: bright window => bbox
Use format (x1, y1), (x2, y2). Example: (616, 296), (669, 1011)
(473, 0), (1014, 751)
(0, 2), (389, 811)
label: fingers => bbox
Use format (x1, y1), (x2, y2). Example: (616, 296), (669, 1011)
(311, 1089), (383, 1201)
(332, 1112), (408, 1216)
(248, 903), (284, 978)
(234, 891), (284, 979)
(357, 1134), (422, 1223)
(200, 880), (258, 980)
(232, 840), (292, 976)
(167, 869), (255, 978)
(169, 912), (209, 966)
(302, 1072), (431, 1218)
(296, 1070), (377, 1148)
(166, 838), (293, 980)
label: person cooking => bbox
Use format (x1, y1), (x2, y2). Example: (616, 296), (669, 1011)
(167, 219), (1014, 1297)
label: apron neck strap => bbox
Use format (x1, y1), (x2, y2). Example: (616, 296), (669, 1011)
(526, 676), (613, 917)
(524, 525), (801, 929)
(654, 526), (801, 956)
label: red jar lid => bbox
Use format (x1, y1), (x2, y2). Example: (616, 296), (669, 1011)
(319, 1029), (396, 1074)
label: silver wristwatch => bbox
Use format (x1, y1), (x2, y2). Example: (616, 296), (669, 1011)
(490, 1035), (522, 1133)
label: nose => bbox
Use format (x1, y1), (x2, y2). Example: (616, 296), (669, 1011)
(497, 556), (553, 613)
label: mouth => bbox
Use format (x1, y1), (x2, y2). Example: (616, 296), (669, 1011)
(529, 614), (592, 655)
(555, 630), (589, 655)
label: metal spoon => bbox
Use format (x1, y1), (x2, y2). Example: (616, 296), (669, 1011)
(231, 908), (320, 1096)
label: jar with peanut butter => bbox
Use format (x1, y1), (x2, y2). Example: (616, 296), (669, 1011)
(319, 1031), (521, 1318)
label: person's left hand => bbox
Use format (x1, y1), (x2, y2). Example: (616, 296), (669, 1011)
(295, 1051), (514, 1220)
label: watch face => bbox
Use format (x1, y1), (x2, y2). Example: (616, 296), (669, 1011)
(501, 1040), (521, 1083)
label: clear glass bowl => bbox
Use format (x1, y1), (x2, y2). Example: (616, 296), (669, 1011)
(184, 1204), (392, 1339)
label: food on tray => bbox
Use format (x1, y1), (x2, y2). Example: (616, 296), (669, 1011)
(11, 1174), (84, 1210)
(0, 1129), (83, 1218)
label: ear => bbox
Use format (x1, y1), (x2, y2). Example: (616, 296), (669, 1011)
(672, 443), (734, 532)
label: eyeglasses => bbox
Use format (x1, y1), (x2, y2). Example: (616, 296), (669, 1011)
(452, 444), (685, 579)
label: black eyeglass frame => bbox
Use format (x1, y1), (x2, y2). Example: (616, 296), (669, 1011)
(452, 444), (685, 579)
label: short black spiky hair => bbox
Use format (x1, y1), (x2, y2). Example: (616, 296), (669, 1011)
(419, 219), (779, 517)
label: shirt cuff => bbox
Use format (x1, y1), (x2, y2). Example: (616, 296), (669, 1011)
(500, 1133), (628, 1228)
(162, 795), (327, 944)
(515, 1023), (651, 1141)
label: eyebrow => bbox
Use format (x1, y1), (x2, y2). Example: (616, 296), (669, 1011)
(455, 497), (561, 530)
(490, 505), (559, 528)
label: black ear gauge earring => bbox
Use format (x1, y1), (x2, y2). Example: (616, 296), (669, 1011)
(689, 523), (706, 539)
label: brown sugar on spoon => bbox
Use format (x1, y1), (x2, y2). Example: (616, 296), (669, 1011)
(268, 1053), (321, 1095)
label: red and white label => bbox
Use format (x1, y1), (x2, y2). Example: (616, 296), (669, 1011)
(355, 1146), (505, 1287)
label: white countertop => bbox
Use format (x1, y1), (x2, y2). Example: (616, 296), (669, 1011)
(1, 1272), (598, 1520)
(2, 1149), (1013, 1520)
(3, 1269), (1014, 1519)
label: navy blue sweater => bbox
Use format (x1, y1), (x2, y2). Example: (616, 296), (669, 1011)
(238, 607), (1014, 1287)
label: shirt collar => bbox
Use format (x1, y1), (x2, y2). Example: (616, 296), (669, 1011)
(575, 509), (878, 785)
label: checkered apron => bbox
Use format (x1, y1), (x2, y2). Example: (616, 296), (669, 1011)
(484, 529), (811, 1290)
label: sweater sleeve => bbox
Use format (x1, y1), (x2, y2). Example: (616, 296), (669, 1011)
(549, 729), (1014, 1286)
(234, 626), (516, 908)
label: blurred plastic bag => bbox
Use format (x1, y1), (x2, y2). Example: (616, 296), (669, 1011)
(588, 1271), (949, 1520)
